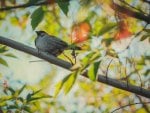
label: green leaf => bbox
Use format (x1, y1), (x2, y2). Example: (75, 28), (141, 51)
(88, 61), (101, 81)
(98, 23), (116, 36)
(7, 105), (18, 109)
(17, 97), (24, 102)
(26, 93), (32, 102)
(82, 52), (95, 66)
(0, 57), (8, 67)
(27, 95), (51, 102)
(22, 105), (32, 113)
(0, 46), (8, 53)
(144, 69), (150, 76)
(31, 7), (44, 30)
(63, 72), (78, 94)
(81, 51), (101, 70)
(140, 34), (150, 41)
(56, 0), (70, 16)
(54, 71), (78, 96)
(4, 53), (17, 58)
(54, 81), (64, 97)
(8, 87), (15, 95)
(32, 89), (42, 95)
(18, 84), (26, 95)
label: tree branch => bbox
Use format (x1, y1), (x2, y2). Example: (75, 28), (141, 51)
(0, 1), (50, 11)
(111, 2), (150, 23)
(0, 36), (150, 99)
(111, 101), (150, 113)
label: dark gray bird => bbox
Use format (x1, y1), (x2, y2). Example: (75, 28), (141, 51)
(35, 31), (81, 56)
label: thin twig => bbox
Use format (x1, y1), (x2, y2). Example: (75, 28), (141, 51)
(119, 0), (148, 15)
(111, 101), (150, 113)
(136, 95), (150, 113)
(125, 57), (129, 87)
(132, 58), (143, 89)
(105, 59), (113, 79)
(117, 23), (149, 54)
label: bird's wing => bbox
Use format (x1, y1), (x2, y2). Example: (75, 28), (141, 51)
(45, 35), (68, 48)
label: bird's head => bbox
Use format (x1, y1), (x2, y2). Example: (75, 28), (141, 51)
(36, 31), (46, 37)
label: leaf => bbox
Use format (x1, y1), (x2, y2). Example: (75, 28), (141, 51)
(56, 0), (70, 16)
(22, 106), (32, 113)
(18, 84), (26, 95)
(82, 52), (95, 66)
(32, 89), (42, 95)
(0, 57), (8, 67)
(31, 7), (44, 30)
(89, 51), (101, 62)
(4, 53), (17, 58)
(17, 97), (24, 102)
(8, 87), (15, 95)
(144, 69), (150, 76)
(98, 23), (116, 36)
(26, 89), (51, 103)
(54, 81), (63, 97)
(88, 61), (101, 81)
(26, 93), (32, 102)
(27, 95), (51, 102)
(54, 71), (78, 96)
(140, 34), (150, 41)
(0, 46), (8, 53)
(81, 51), (101, 70)
(63, 72), (78, 94)
(7, 105), (18, 109)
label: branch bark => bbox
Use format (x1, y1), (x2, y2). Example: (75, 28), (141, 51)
(0, 36), (150, 98)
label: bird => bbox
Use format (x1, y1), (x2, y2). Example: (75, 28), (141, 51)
(35, 31), (81, 56)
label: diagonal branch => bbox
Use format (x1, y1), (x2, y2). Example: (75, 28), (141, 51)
(0, 36), (150, 98)
(111, 2), (150, 23)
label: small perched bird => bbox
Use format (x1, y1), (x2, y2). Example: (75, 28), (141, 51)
(35, 31), (81, 56)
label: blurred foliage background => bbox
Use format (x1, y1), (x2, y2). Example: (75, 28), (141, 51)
(0, 0), (150, 113)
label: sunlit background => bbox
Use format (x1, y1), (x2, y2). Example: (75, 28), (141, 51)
(0, 0), (150, 113)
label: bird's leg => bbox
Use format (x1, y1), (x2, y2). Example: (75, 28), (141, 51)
(71, 49), (77, 64)
(37, 48), (40, 55)
(29, 48), (43, 63)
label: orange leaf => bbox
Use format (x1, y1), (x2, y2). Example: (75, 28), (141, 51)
(115, 29), (132, 40)
(71, 22), (91, 43)
(115, 20), (132, 40)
